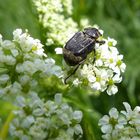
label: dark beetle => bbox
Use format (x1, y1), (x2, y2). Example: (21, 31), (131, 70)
(63, 27), (105, 84)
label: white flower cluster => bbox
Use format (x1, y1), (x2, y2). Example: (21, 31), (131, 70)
(99, 102), (140, 140)
(10, 92), (83, 140)
(66, 31), (126, 95)
(0, 29), (62, 98)
(33, 0), (78, 46)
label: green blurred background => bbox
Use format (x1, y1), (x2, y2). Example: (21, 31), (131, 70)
(0, 0), (140, 139)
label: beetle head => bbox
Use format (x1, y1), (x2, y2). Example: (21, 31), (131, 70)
(84, 27), (102, 39)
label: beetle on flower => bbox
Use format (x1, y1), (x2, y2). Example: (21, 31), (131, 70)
(63, 27), (105, 84)
(63, 27), (126, 95)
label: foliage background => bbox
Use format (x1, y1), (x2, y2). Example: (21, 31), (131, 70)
(0, 0), (140, 139)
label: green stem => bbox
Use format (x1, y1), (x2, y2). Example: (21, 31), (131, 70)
(0, 111), (14, 140)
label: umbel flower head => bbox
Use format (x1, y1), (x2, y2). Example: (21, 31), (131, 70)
(63, 27), (126, 95)
(0, 29), (62, 98)
(10, 93), (83, 140)
(33, 0), (78, 46)
(99, 102), (140, 140)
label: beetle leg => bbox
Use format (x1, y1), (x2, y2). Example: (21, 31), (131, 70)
(64, 60), (85, 84)
(93, 48), (96, 64)
(64, 65), (80, 84)
(96, 40), (105, 45)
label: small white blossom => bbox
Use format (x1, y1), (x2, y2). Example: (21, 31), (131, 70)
(10, 93), (83, 140)
(99, 108), (119, 134)
(0, 74), (9, 84)
(73, 78), (81, 86)
(99, 102), (140, 139)
(107, 37), (117, 46)
(73, 111), (83, 122)
(107, 85), (118, 95)
(55, 47), (63, 54)
(74, 124), (83, 135)
(11, 48), (19, 57)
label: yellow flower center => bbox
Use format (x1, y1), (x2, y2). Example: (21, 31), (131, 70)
(109, 58), (113, 63)
(109, 117), (118, 128)
(32, 45), (37, 51)
(108, 79), (114, 85)
(108, 41), (113, 46)
(117, 60), (122, 66)
(96, 77), (101, 82)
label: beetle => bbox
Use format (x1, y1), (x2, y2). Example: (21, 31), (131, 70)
(63, 27), (105, 84)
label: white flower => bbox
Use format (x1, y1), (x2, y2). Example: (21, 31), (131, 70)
(73, 111), (83, 122)
(73, 78), (81, 86)
(99, 115), (113, 133)
(10, 93), (83, 140)
(4, 55), (16, 65)
(55, 47), (63, 54)
(88, 68), (108, 92)
(13, 29), (22, 40)
(0, 74), (9, 84)
(45, 58), (55, 66)
(0, 29), (62, 99)
(22, 61), (37, 75)
(21, 115), (35, 128)
(33, 0), (78, 46)
(116, 116), (127, 129)
(73, 124), (83, 135)
(18, 75), (30, 86)
(99, 108), (119, 134)
(119, 62), (126, 73)
(16, 96), (26, 107)
(95, 59), (103, 67)
(10, 82), (22, 95)
(107, 74), (122, 95)
(99, 102), (140, 139)
(44, 58), (63, 77)
(121, 102), (133, 120)
(109, 108), (119, 119)
(107, 85), (118, 95)
(107, 37), (117, 46)
(11, 48), (19, 57)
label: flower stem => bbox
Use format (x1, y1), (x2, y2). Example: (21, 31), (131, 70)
(0, 111), (14, 140)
